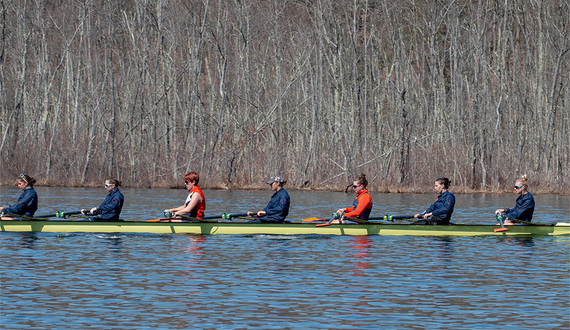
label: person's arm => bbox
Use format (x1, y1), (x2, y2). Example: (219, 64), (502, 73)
(175, 193), (202, 216)
(431, 194), (454, 218)
(165, 205), (185, 213)
(337, 206), (353, 214)
(263, 193), (288, 217)
(3, 190), (36, 214)
(95, 192), (122, 215)
(505, 196), (534, 219)
(344, 194), (371, 218)
(420, 203), (436, 219)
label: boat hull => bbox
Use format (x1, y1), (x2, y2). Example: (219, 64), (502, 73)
(1, 218), (569, 236)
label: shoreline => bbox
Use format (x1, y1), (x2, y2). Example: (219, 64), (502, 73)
(1, 182), (568, 195)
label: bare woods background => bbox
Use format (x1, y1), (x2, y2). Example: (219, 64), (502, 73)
(0, 0), (568, 193)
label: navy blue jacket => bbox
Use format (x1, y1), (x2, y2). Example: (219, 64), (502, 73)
(262, 188), (290, 222)
(94, 189), (124, 220)
(422, 191), (455, 222)
(504, 192), (535, 221)
(4, 187), (38, 217)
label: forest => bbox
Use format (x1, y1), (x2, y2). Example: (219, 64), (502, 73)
(0, 0), (568, 193)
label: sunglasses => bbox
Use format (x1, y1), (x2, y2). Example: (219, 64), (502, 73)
(19, 174), (28, 183)
(185, 180), (192, 185)
(352, 185), (359, 188)
(514, 185), (523, 189)
(105, 183), (114, 188)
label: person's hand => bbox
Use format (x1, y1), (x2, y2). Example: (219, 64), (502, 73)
(257, 211), (266, 217)
(423, 213), (432, 220)
(336, 208), (345, 215)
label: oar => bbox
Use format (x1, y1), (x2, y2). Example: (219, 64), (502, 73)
(221, 213), (249, 220)
(68, 214), (91, 219)
(150, 213), (227, 223)
(53, 211), (82, 218)
(6, 211), (81, 220)
(342, 216), (371, 224)
(315, 214), (340, 227)
(380, 215), (417, 221)
(34, 212), (59, 218)
(510, 219), (544, 226)
(494, 214), (510, 232)
(177, 214), (222, 223)
(2, 213), (47, 220)
(301, 217), (326, 222)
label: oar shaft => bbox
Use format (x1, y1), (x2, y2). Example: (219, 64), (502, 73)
(35, 213), (58, 218)
(202, 214), (224, 220)
(374, 215), (416, 221)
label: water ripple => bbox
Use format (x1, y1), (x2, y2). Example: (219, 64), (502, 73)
(2, 233), (569, 329)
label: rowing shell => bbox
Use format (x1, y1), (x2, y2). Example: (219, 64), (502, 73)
(1, 218), (569, 236)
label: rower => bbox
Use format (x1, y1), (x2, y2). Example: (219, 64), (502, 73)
(81, 178), (124, 221)
(414, 177), (455, 225)
(163, 172), (206, 219)
(333, 174), (373, 224)
(0, 174), (38, 218)
(247, 175), (290, 223)
(495, 174), (535, 225)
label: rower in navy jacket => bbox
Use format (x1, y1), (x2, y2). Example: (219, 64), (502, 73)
(81, 178), (124, 221)
(247, 175), (290, 222)
(414, 177), (455, 225)
(495, 174), (535, 225)
(0, 174), (38, 217)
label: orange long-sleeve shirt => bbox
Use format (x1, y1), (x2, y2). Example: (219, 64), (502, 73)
(344, 189), (373, 220)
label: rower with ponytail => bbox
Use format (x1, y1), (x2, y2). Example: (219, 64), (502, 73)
(495, 174), (535, 224)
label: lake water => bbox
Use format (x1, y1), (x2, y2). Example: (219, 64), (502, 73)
(1, 187), (569, 329)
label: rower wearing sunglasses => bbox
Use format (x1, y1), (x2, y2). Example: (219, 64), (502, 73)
(81, 178), (124, 221)
(333, 174), (373, 223)
(164, 171), (205, 219)
(495, 174), (535, 225)
(0, 174), (38, 217)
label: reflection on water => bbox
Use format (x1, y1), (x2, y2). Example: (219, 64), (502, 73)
(1, 233), (569, 329)
(346, 236), (372, 278)
(15, 232), (39, 249)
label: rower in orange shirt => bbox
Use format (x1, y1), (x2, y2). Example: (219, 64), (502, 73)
(164, 172), (205, 219)
(333, 174), (373, 223)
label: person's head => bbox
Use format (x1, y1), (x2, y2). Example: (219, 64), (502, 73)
(352, 174), (368, 192)
(266, 175), (286, 191)
(16, 174), (36, 190)
(514, 174), (528, 194)
(104, 178), (121, 192)
(435, 177), (451, 192)
(184, 172), (199, 189)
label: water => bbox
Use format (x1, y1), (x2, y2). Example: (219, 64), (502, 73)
(1, 187), (569, 329)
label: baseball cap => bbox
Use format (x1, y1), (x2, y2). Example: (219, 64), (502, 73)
(266, 175), (284, 184)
